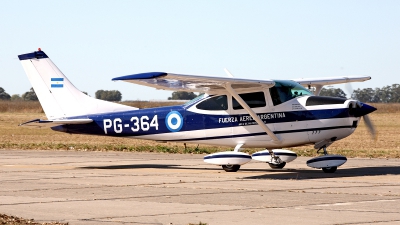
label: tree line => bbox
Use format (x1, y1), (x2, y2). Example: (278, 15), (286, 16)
(0, 87), (39, 101)
(319, 84), (400, 103)
(2, 84), (400, 103)
(0, 87), (123, 101)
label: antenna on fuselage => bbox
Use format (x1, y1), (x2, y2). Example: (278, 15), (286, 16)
(224, 68), (234, 77)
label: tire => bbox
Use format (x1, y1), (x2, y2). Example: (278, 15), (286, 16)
(322, 166), (337, 173)
(268, 162), (286, 169)
(222, 165), (240, 172)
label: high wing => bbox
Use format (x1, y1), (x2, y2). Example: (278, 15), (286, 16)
(293, 75), (371, 86)
(19, 119), (93, 128)
(293, 75), (371, 95)
(113, 72), (370, 94)
(112, 72), (275, 94)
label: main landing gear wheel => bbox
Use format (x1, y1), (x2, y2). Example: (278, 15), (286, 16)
(268, 162), (286, 169)
(322, 166), (337, 173)
(222, 165), (240, 172)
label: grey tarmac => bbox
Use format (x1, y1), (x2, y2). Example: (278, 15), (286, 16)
(0, 149), (399, 225)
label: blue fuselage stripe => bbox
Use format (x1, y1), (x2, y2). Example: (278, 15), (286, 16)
(58, 106), (354, 138)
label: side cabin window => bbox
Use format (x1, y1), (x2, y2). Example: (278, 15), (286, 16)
(196, 95), (228, 111)
(232, 92), (266, 110)
(269, 80), (313, 106)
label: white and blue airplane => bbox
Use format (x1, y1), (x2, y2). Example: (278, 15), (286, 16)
(18, 49), (377, 173)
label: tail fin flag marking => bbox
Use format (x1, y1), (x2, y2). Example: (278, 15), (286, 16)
(51, 78), (64, 88)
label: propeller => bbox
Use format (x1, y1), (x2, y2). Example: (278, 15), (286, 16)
(363, 114), (377, 141)
(345, 82), (378, 141)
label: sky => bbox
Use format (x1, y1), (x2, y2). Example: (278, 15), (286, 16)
(1, 1), (400, 100)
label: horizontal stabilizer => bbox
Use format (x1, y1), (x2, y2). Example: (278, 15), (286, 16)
(19, 118), (93, 128)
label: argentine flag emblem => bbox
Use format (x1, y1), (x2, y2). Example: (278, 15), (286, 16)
(51, 78), (64, 88)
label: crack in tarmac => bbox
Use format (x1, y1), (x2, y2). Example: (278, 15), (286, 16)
(78, 205), (400, 225)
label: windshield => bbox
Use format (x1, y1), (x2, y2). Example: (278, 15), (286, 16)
(269, 80), (313, 106)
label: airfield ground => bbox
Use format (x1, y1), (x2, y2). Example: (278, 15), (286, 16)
(0, 102), (399, 224)
(1, 150), (400, 225)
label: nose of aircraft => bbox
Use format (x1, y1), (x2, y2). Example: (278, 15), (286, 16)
(353, 102), (377, 117)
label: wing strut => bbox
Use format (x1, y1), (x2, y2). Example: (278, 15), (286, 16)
(314, 85), (323, 96)
(224, 84), (280, 142)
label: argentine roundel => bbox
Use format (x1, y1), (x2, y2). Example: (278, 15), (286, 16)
(165, 111), (183, 132)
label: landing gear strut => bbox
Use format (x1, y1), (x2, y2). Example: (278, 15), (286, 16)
(267, 149), (286, 169)
(317, 145), (329, 155)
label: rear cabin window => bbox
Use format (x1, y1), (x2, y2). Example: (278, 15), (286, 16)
(232, 92), (266, 110)
(196, 95), (228, 111)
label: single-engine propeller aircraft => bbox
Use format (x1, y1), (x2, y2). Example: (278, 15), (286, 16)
(18, 49), (377, 173)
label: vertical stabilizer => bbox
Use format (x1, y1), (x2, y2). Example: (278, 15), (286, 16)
(18, 50), (136, 119)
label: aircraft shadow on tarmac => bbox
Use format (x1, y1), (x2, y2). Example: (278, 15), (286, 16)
(80, 164), (187, 170)
(242, 166), (400, 180)
(79, 164), (400, 180)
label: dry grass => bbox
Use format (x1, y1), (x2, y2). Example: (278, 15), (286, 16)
(0, 214), (67, 225)
(0, 101), (44, 113)
(1, 101), (398, 113)
(0, 100), (183, 113)
(369, 103), (400, 113)
(0, 101), (399, 158)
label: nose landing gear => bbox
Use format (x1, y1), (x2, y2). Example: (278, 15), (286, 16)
(307, 146), (347, 173)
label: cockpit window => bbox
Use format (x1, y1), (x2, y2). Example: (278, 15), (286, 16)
(269, 80), (313, 106)
(232, 92), (266, 110)
(196, 95), (228, 111)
